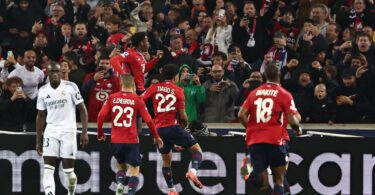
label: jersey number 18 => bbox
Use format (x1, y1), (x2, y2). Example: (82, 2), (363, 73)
(254, 98), (274, 123)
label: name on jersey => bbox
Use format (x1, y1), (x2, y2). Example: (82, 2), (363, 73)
(157, 86), (175, 95)
(256, 89), (279, 97)
(113, 98), (135, 105)
(46, 99), (68, 109)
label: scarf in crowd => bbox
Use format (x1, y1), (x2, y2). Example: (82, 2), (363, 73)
(348, 9), (364, 31)
(260, 45), (288, 73)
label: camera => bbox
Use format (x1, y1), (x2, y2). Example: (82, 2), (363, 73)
(184, 73), (195, 81)
(96, 66), (105, 72)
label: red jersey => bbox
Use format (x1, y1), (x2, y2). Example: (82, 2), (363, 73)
(242, 82), (298, 146)
(97, 92), (158, 143)
(83, 74), (121, 122)
(143, 81), (185, 129)
(109, 48), (158, 92)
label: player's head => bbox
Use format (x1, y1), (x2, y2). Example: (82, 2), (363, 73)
(131, 32), (149, 52)
(264, 63), (280, 83)
(162, 64), (180, 83)
(47, 62), (62, 85)
(121, 74), (135, 91)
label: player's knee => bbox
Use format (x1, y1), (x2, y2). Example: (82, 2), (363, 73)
(63, 168), (77, 185)
(249, 171), (268, 190)
(189, 143), (202, 153)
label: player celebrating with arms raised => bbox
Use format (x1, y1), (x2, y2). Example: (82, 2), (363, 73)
(238, 63), (302, 195)
(97, 74), (163, 195)
(36, 62), (89, 195)
(143, 64), (204, 195)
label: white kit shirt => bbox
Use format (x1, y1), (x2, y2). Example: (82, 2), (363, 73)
(37, 80), (83, 133)
(8, 65), (44, 99)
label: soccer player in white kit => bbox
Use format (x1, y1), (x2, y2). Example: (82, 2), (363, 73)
(36, 62), (89, 195)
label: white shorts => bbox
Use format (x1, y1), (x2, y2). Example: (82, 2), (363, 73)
(43, 132), (77, 159)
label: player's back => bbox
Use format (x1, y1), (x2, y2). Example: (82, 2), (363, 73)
(107, 92), (142, 143)
(243, 83), (296, 146)
(143, 81), (185, 129)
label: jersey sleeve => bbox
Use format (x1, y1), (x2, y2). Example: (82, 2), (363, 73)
(70, 83), (84, 105)
(36, 90), (46, 110)
(109, 53), (127, 75)
(97, 97), (112, 138)
(281, 91), (298, 115)
(142, 84), (155, 102)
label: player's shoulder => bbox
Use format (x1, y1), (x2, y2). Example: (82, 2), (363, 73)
(62, 80), (80, 91)
(38, 83), (50, 93)
(277, 85), (293, 97)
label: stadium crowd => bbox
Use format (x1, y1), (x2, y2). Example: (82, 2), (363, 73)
(0, 0), (374, 131)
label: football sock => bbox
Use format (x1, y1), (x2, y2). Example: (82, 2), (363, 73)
(191, 152), (202, 172)
(272, 185), (284, 195)
(128, 176), (139, 195)
(116, 170), (127, 185)
(43, 164), (55, 195)
(63, 168), (77, 193)
(162, 166), (174, 188)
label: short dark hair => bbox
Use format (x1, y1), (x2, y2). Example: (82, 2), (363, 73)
(98, 55), (110, 62)
(63, 51), (79, 65)
(356, 32), (372, 42)
(162, 64), (180, 80)
(131, 32), (147, 47)
(228, 44), (240, 54)
(304, 19), (315, 25)
(212, 51), (227, 61)
(264, 63), (280, 82)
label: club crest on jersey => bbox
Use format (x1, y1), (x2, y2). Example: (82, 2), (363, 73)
(61, 90), (66, 96)
(107, 83), (112, 88)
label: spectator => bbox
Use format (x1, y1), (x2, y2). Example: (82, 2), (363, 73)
(0, 76), (29, 131)
(63, 51), (86, 88)
(306, 83), (335, 124)
(298, 19), (328, 67)
(8, 50), (44, 100)
(225, 1), (238, 25)
(355, 33), (375, 65)
(0, 51), (21, 82)
(191, 0), (206, 20)
(68, 22), (96, 72)
(5, 0), (42, 56)
(285, 69), (314, 122)
(104, 14), (126, 48)
(130, 1), (153, 32)
(60, 59), (70, 80)
(310, 3), (330, 37)
(225, 44), (252, 87)
(337, 0), (374, 32)
(75, 0), (91, 23)
(156, 35), (201, 73)
(203, 64), (238, 122)
(326, 22), (342, 60)
(177, 64), (206, 122)
(335, 67), (371, 123)
(81, 55), (121, 122)
(184, 28), (201, 58)
(235, 70), (263, 107)
(205, 9), (232, 55)
(269, 6), (300, 50)
(363, 26), (375, 42)
(232, 0), (279, 63)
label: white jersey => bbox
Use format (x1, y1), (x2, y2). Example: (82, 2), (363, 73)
(37, 80), (83, 133)
(8, 65), (44, 99)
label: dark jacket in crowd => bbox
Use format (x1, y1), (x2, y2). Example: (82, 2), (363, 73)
(0, 91), (28, 131)
(232, 1), (278, 63)
(307, 97), (336, 123)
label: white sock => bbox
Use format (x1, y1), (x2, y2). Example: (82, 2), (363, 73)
(43, 164), (55, 195)
(63, 168), (77, 193)
(190, 168), (197, 175)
